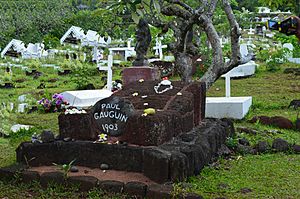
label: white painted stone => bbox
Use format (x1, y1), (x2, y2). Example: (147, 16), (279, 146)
(283, 43), (294, 59)
(61, 89), (112, 108)
(18, 103), (28, 113)
(11, 124), (32, 133)
(205, 97), (252, 119)
(288, 58), (300, 64)
(240, 44), (249, 59)
(283, 43), (294, 51)
(18, 95), (26, 103)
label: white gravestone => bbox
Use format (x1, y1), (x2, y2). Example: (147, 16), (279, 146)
(223, 44), (257, 78)
(206, 73), (252, 119)
(283, 43), (300, 64)
(61, 90), (112, 108)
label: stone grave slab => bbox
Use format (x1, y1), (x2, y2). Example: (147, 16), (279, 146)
(61, 89), (112, 108)
(59, 81), (206, 146)
(206, 96), (252, 119)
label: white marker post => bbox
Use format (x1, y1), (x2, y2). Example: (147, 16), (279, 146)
(98, 54), (113, 91)
(225, 74), (231, 98)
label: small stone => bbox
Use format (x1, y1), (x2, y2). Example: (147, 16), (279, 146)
(100, 164), (109, 170)
(240, 187), (252, 194)
(238, 138), (250, 146)
(272, 138), (289, 152)
(255, 141), (269, 153)
(84, 170), (89, 174)
(40, 130), (55, 143)
(63, 137), (71, 142)
(70, 166), (79, 172)
(292, 145), (300, 153)
(218, 183), (229, 190)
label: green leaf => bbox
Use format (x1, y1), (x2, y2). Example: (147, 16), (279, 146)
(131, 12), (140, 24)
(153, 0), (161, 13)
(137, 9), (144, 17)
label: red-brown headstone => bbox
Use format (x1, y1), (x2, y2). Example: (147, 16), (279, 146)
(122, 66), (160, 86)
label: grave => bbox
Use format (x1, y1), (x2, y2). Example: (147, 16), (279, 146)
(14, 78), (234, 188)
(60, 89), (112, 108)
(283, 43), (300, 64)
(223, 44), (257, 78)
(206, 73), (252, 119)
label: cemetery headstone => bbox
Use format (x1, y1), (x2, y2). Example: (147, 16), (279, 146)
(91, 96), (135, 136)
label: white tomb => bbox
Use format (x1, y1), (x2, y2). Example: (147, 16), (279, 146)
(61, 89), (112, 108)
(205, 74), (252, 119)
(223, 44), (257, 77)
(283, 43), (300, 64)
(61, 55), (114, 108)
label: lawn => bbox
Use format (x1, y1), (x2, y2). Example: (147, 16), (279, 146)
(0, 62), (300, 198)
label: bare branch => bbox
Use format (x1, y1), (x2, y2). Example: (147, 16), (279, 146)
(195, 0), (208, 15)
(222, 0), (241, 64)
(207, 0), (218, 17)
(198, 14), (224, 89)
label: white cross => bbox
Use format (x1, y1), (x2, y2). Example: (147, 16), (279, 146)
(153, 37), (167, 60)
(98, 54), (113, 91)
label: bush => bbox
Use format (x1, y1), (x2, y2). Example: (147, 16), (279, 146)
(70, 61), (97, 90)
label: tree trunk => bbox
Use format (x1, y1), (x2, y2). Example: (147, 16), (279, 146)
(174, 52), (193, 82)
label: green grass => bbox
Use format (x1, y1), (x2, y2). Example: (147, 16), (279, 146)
(208, 63), (300, 121)
(189, 154), (300, 199)
(1, 62), (300, 198)
(0, 181), (127, 199)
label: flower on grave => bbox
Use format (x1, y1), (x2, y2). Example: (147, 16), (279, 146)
(37, 93), (68, 113)
(98, 133), (108, 142)
(65, 108), (87, 115)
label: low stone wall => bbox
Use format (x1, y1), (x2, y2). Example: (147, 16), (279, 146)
(17, 119), (234, 184)
(0, 167), (203, 198)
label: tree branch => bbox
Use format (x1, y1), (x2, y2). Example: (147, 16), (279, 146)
(161, 5), (192, 19)
(198, 14), (224, 89)
(166, 0), (194, 14)
(207, 0), (218, 17)
(222, 0), (241, 65)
